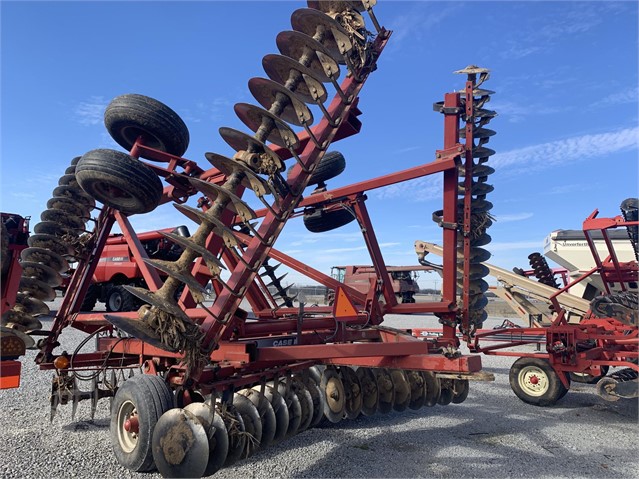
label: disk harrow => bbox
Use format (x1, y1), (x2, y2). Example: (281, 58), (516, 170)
(423, 66), (496, 337)
(1, 155), (94, 350)
(22, 1), (498, 477)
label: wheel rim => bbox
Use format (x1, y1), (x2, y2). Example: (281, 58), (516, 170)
(518, 365), (550, 397)
(117, 399), (138, 453)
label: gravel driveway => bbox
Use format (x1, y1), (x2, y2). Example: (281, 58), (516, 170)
(0, 298), (637, 479)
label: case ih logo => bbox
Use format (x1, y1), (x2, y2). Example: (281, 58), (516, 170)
(98, 256), (128, 262)
(256, 337), (298, 347)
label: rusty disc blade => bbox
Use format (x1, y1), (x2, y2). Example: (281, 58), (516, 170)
(218, 127), (285, 172)
(26, 233), (75, 258)
(15, 293), (50, 316)
(237, 388), (276, 448)
(41, 208), (86, 231)
(20, 261), (63, 287)
(320, 367), (345, 422)
(203, 407), (229, 476)
(0, 325), (35, 350)
(290, 8), (352, 63)
(355, 367), (378, 416)
(234, 102), (300, 149)
(152, 408), (209, 479)
(423, 371), (441, 407)
(21, 247), (69, 273)
(276, 30), (341, 82)
(390, 369), (411, 412)
(52, 185), (96, 209)
(104, 314), (177, 353)
(248, 77), (313, 126)
(262, 54), (328, 104)
(407, 370), (426, 410)
(46, 197), (91, 219)
(257, 385), (289, 444)
(2, 310), (43, 331)
(205, 152), (277, 197)
(375, 368), (395, 414)
(340, 366), (362, 419)
(19, 277), (56, 301)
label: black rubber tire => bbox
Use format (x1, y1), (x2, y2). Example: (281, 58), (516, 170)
(509, 358), (570, 407)
(76, 149), (163, 215)
(303, 207), (355, 233)
(288, 151), (346, 186)
(106, 285), (140, 312)
(80, 284), (99, 312)
(110, 374), (173, 472)
(105, 94), (190, 157)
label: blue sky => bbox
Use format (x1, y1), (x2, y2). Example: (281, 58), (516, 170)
(2, 1), (638, 289)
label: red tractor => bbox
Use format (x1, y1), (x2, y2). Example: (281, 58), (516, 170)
(77, 226), (190, 312)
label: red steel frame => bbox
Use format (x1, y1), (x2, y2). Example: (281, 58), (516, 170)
(36, 33), (485, 395)
(469, 209), (638, 387)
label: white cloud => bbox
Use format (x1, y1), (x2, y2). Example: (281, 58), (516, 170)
(492, 127), (639, 172)
(74, 96), (108, 126)
(592, 87), (639, 108)
(495, 213), (533, 223)
(374, 175), (441, 202)
(387, 4), (460, 49)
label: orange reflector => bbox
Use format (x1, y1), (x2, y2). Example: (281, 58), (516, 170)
(0, 361), (21, 389)
(333, 287), (358, 318)
(53, 355), (70, 370)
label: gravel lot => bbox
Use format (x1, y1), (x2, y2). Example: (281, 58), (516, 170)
(1, 298), (637, 479)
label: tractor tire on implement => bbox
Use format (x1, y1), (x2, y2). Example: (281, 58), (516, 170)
(303, 207), (355, 233)
(106, 285), (140, 312)
(104, 94), (190, 157)
(288, 151), (346, 186)
(76, 149), (163, 215)
(110, 374), (174, 472)
(509, 357), (570, 407)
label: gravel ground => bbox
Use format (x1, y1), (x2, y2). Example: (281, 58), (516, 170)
(0, 298), (637, 479)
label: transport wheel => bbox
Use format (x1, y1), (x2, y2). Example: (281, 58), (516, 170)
(76, 149), (163, 215)
(356, 367), (379, 416)
(106, 285), (140, 312)
(104, 93), (190, 157)
(303, 207), (355, 233)
(340, 366), (363, 419)
(288, 150), (346, 186)
(451, 379), (470, 404)
(80, 284), (99, 312)
(110, 374), (173, 472)
(321, 367), (346, 422)
(509, 358), (570, 407)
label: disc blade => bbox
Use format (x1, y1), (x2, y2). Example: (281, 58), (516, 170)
(152, 408), (209, 479)
(104, 314), (177, 353)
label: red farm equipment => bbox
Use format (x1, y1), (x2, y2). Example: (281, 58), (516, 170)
(0, 2), (501, 477)
(414, 199), (639, 406)
(1, 213), (33, 389)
